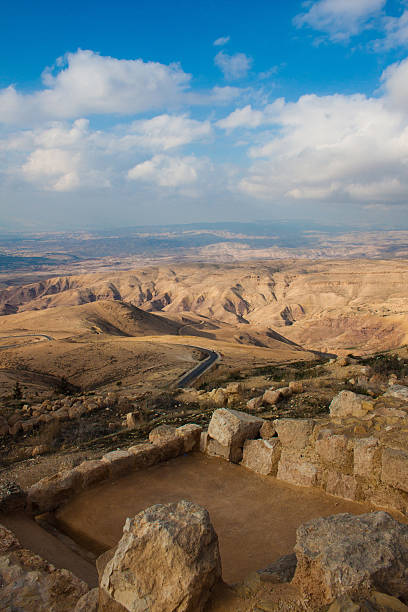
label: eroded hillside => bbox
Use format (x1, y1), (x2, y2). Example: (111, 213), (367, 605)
(1, 259), (407, 352)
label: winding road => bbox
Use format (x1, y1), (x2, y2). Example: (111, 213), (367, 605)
(176, 347), (221, 388)
(0, 334), (54, 349)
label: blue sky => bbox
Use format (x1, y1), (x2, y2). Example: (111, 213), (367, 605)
(2, 0), (408, 230)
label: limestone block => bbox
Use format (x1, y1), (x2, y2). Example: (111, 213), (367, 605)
(0, 482), (26, 513)
(74, 460), (109, 488)
(293, 512), (408, 606)
(370, 591), (408, 611)
(259, 420), (276, 440)
(128, 443), (162, 468)
(274, 418), (314, 450)
(149, 424), (183, 458)
(262, 389), (283, 405)
(101, 500), (221, 612)
(315, 433), (351, 468)
(329, 391), (373, 419)
(353, 437), (381, 478)
(241, 438), (281, 476)
(381, 447), (408, 492)
(279, 386), (292, 398)
(207, 408), (263, 448)
(176, 424), (202, 452)
(277, 451), (318, 487)
(206, 437), (243, 463)
(102, 450), (136, 478)
(328, 595), (360, 611)
(325, 471), (359, 501)
(225, 382), (243, 395)
(246, 396), (263, 412)
(289, 381), (304, 393)
(27, 469), (82, 513)
(0, 524), (20, 554)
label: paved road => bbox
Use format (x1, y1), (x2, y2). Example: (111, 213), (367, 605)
(176, 347), (220, 388)
(0, 334), (54, 349)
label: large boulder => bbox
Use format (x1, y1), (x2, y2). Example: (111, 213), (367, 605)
(293, 512), (408, 606)
(101, 500), (221, 612)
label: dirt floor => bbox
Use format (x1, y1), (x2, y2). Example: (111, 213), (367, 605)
(55, 453), (373, 585)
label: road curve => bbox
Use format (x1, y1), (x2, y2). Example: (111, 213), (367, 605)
(0, 334), (54, 350)
(176, 346), (221, 388)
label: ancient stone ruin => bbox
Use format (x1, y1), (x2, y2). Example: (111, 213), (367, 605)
(2, 386), (408, 610)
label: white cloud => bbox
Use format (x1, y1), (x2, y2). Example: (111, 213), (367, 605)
(128, 154), (204, 187)
(119, 114), (212, 151)
(0, 49), (191, 125)
(213, 36), (230, 47)
(214, 51), (252, 81)
(216, 102), (283, 130)
(238, 65), (408, 206)
(294, 0), (386, 42)
(374, 10), (408, 50)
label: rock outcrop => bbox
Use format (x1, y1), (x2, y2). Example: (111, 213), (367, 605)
(293, 512), (408, 606)
(101, 500), (221, 612)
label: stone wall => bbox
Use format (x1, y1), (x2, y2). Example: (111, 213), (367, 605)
(202, 390), (408, 516)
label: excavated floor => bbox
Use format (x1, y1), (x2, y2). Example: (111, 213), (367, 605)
(55, 452), (373, 584)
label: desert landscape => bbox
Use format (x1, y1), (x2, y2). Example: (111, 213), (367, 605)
(4, 0), (408, 608)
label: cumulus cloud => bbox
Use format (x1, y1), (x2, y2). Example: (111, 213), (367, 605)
(119, 114), (212, 151)
(0, 49), (191, 125)
(294, 0), (386, 42)
(214, 51), (252, 80)
(128, 154), (205, 187)
(216, 103), (282, 130)
(238, 82), (408, 206)
(213, 35), (230, 46)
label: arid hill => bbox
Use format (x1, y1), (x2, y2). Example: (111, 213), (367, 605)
(1, 260), (407, 353)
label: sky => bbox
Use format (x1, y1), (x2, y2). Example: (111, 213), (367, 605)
(2, 0), (408, 230)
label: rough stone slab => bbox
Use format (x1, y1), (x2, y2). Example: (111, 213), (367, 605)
(102, 450), (136, 478)
(293, 511), (408, 606)
(0, 548), (88, 612)
(315, 433), (351, 467)
(353, 437), (381, 478)
(207, 409), (263, 448)
(277, 452), (318, 487)
(176, 424), (202, 452)
(74, 460), (109, 488)
(241, 438), (281, 476)
(325, 471), (359, 501)
(149, 424), (177, 445)
(329, 391), (374, 419)
(385, 385), (408, 402)
(381, 447), (408, 492)
(274, 418), (314, 450)
(127, 443), (162, 468)
(206, 437), (243, 463)
(101, 500), (221, 612)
